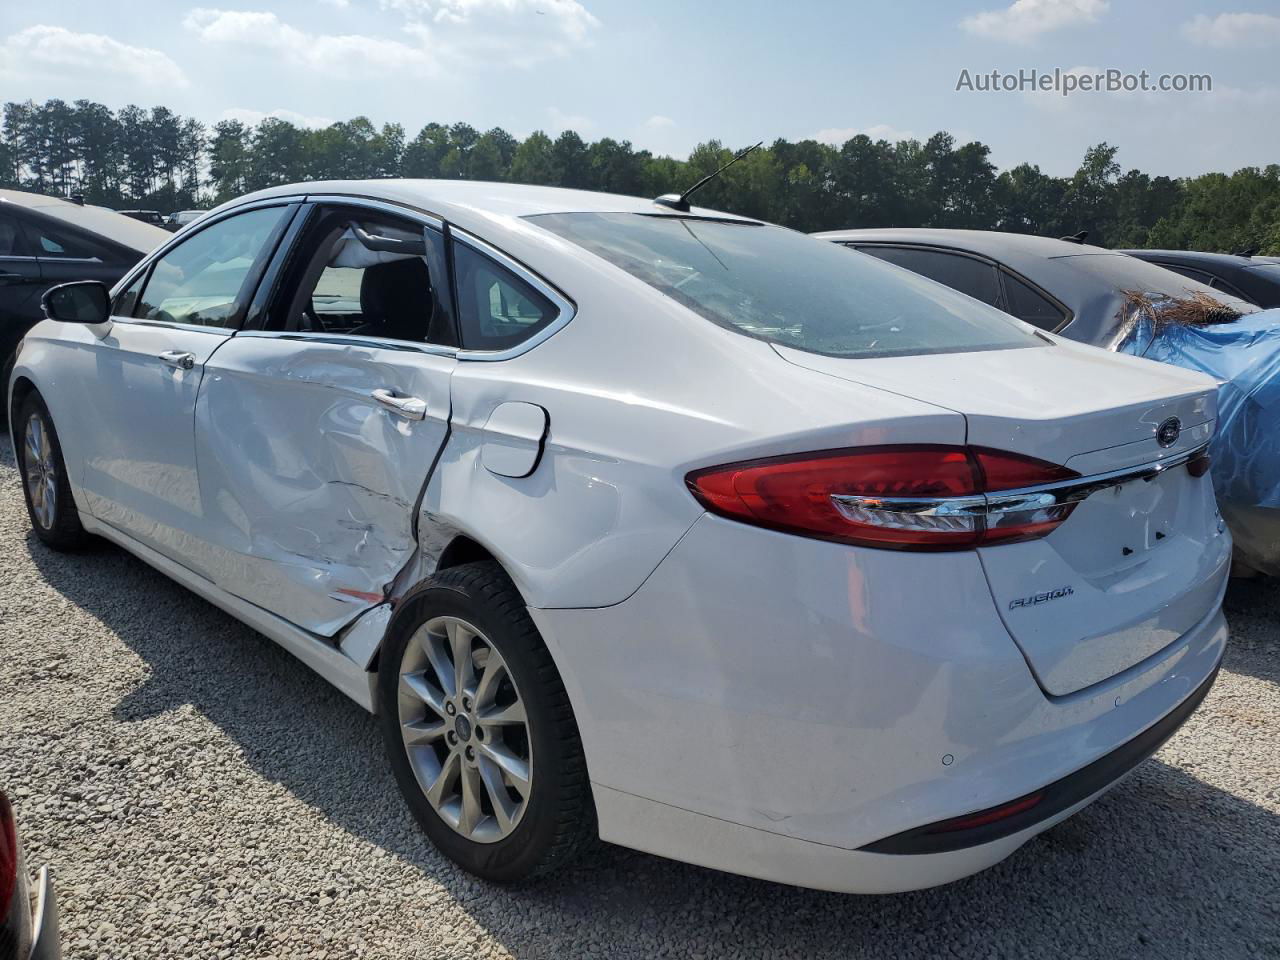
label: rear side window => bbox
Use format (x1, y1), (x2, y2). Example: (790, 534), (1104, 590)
(1002, 273), (1068, 330)
(530, 213), (1041, 359)
(24, 218), (113, 260)
(858, 246), (1001, 307)
(0, 213), (32, 257)
(133, 206), (287, 329)
(453, 241), (558, 351)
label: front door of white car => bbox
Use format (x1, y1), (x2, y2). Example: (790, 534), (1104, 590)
(189, 203), (458, 635)
(66, 203), (296, 568)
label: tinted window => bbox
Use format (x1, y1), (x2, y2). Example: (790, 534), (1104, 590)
(0, 214), (32, 257)
(1067, 254), (1257, 314)
(530, 213), (1040, 359)
(134, 207), (286, 328)
(24, 218), (113, 260)
(1002, 273), (1068, 330)
(453, 242), (558, 351)
(1158, 263), (1215, 285)
(858, 246), (1001, 306)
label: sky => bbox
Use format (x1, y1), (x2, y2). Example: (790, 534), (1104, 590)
(0, 0), (1276, 178)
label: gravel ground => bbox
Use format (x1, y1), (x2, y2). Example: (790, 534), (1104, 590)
(0, 434), (1277, 960)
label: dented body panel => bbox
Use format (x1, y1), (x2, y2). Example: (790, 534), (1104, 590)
(193, 333), (454, 635)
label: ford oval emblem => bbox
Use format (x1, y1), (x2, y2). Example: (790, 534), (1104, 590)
(1157, 416), (1181, 448)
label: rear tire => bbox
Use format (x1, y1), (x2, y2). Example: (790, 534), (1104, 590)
(15, 392), (88, 551)
(378, 561), (595, 882)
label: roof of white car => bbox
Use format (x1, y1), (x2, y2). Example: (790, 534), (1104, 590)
(217, 179), (759, 225)
(0, 188), (170, 253)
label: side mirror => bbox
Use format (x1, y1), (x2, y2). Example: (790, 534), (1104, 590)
(42, 281), (111, 325)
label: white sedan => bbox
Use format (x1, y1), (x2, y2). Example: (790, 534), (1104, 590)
(8, 181), (1230, 893)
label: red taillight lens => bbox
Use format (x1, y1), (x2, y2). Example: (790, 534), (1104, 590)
(0, 793), (17, 920)
(686, 445), (1079, 551)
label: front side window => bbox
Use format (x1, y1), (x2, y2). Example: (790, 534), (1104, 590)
(134, 206), (287, 328)
(453, 242), (558, 351)
(530, 213), (1041, 359)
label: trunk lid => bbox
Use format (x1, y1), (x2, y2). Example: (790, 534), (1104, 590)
(774, 339), (1231, 696)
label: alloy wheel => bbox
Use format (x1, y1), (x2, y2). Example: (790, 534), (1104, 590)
(23, 412), (57, 530)
(397, 615), (533, 843)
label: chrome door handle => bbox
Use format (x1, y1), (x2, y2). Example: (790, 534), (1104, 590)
(372, 388), (427, 421)
(159, 351), (196, 370)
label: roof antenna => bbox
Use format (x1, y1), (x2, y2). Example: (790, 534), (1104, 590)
(654, 141), (763, 213)
(1059, 230), (1089, 244)
(1232, 245), (1259, 258)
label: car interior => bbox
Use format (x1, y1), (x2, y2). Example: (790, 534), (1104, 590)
(280, 213), (446, 345)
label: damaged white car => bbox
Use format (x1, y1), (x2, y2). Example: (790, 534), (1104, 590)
(8, 181), (1230, 893)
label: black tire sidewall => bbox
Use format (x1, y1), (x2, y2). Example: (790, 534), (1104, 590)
(377, 566), (584, 882)
(16, 392), (85, 549)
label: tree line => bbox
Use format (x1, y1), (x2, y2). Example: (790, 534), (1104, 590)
(2, 97), (1278, 253)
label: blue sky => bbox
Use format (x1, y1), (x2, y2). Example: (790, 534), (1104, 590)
(0, 0), (1276, 177)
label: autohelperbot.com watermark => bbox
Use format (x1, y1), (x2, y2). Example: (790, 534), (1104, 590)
(956, 68), (1212, 97)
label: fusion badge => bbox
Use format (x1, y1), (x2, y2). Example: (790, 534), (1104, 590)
(1009, 586), (1074, 611)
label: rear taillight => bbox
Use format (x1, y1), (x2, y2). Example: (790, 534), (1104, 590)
(686, 445), (1080, 551)
(0, 793), (17, 920)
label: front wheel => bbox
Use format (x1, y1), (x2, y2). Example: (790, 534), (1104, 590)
(15, 392), (88, 551)
(378, 561), (595, 882)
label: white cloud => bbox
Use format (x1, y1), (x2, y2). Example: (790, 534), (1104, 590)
(1183, 12), (1280, 48)
(962, 0), (1108, 43)
(644, 114), (675, 129)
(320, 0), (350, 6)
(219, 107), (335, 129)
(547, 106), (592, 133)
(814, 124), (916, 145)
(389, 0), (599, 66)
(0, 24), (187, 88)
(185, 8), (439, 75)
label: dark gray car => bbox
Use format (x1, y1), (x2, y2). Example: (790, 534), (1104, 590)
(1, 190), (169, 415)
(1119, 249), (1280, 309)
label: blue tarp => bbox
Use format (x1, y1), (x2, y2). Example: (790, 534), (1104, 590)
(1117, 308), (1280, 572)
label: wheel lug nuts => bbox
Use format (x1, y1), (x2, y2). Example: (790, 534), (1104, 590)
(462, 697), (472, 712)
(465, 746), (475, 761)
(445, 702), (456, 716)
(447, 731), (457, 745)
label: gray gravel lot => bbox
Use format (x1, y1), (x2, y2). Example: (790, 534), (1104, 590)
(0, 434), (1277, 960)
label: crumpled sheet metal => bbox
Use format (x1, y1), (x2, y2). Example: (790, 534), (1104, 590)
(1116, 307), (1280, 573)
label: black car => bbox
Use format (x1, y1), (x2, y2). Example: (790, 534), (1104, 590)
(812, 227), (1257, 345)
(1, 791), (59, 959)
(1, 190), (169, 410)
(1119, 249), (1280, 308)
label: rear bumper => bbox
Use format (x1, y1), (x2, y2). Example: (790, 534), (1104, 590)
(861, 662), (1220, 855)
(533, 512), (1229, 892)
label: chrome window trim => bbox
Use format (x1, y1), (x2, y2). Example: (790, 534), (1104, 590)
(302, 194), (444, 232)
(234, 328), (458, 357)
(450, 227), (576, 362)
(107, 316), (242, 336)
(831, 444), (1210, 520)
(0, 255), (39, 262)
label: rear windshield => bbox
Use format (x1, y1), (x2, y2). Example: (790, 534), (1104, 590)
(1062, 253), (1258, 314)
(527, 212), (1044, 359)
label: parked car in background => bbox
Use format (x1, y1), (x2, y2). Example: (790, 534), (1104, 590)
(816, 227), (1280, 575)
(1120, 249), (1280, 308)
(9, 181), (1228, 894)
(0, 190), (170, 419)
(164, 210), (206, 232)
(115, 210), (164, 227)
(1, 791), (60, 959)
